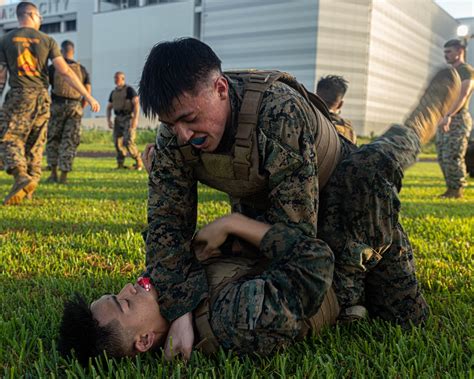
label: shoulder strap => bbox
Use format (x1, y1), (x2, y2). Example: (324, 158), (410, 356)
(226, 70), (283, 180)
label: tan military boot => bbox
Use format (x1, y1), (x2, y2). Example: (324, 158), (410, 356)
(46, 166), (58, 183)
(133, 157), (143, 171)
(3, 168), (37, 205)
(440, 188), (463, 199)
(404, 68), (462, 145)
(59, 171), (68, 184)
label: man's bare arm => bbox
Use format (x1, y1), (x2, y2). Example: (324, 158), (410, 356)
(106, 102), (113, 129)
(439, 78), (474, 132)
(131, 96), (139, 129)
(52, 56), (100, 112)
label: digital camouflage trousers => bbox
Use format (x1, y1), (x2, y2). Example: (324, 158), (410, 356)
(0, 88), (50, 181)
(113, 114), (139, 164)
(436, 110), (472, 189)
(46, 101), (83, 172)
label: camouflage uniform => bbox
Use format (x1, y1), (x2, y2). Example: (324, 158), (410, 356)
(466, 128), (474, 177)
(45, 59), (90, 173)
(45, 101), (83, 172)
(114, 114), (139, 164)
(0, 27), (60, 183)
(109, 86), (140, 165)
(144, 74), (428, 356)
(435, 63), (474, 190)
(0, 88), (50, 181)
(330, 111), (357, 144)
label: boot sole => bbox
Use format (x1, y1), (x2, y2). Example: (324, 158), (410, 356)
(3, 181), (38, 205)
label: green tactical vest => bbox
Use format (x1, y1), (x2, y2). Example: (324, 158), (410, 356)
(194, 249), (340, 355)
(53, 61), (83, 100)
(111, 86), (133, 113)
(178, 70), (342, 212)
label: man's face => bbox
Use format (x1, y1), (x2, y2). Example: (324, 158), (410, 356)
(159, 75), (231, 153)
(114, 74), (125, 87)
(90, 283), (163, 345)
(444, 47), (461, 65)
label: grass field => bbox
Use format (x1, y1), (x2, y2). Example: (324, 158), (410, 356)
(0, 131), (473, 378)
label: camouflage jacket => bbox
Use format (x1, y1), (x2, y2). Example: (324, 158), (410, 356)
(144, 77), (352, 341)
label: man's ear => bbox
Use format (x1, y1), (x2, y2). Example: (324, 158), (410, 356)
(336, 99), (344, 111)
(215, 76), (229, 100)
(134, 331), (156, 353)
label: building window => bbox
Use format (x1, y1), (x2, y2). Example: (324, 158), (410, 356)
(65, 19), (77, 32)
(40, 22), (61, 34)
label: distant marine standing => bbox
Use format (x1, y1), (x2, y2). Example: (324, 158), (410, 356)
(316, 75), (357, 144)
(45, 40), (91, 184)
(106, 72), (142, 170)
(436, 39), (474, 198)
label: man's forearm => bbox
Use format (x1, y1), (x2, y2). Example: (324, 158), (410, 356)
(60, 66), (91, 100)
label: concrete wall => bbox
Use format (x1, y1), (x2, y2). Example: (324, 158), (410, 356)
(91, 0), (195, 123)
(315, 0), (372, 136)
(201, 0), (319, 89)
(364, 0), (458, 135)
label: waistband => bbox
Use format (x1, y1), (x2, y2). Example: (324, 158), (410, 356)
(114, 110), (132, 116)
(53, 96), (81, 104)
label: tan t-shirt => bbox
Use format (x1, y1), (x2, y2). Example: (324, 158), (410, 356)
(0, 27), (61, 88)
(456, 63), (474, 111)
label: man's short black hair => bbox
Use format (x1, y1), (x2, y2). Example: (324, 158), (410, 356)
(316, 75), (349, 109)
(139, 37), (222, 118)
(58, 294), (128, 366)
(16, 1), (37, 18)
(444, 39), (466, 50)
(61, 40), (75, 52)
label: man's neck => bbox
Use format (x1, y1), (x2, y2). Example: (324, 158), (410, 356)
(19, 21), (38, 30)
(452, 58), (465, 68)
(116, 84), (126, 90)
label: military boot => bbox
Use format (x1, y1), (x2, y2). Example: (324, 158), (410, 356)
(46, 166), (58, 183)
(404, 68), (462, 145)
(133, 157), (143, 171)
(440, 188), (463, 199)
(3, 168), (37, 205)
(337, 305), (368, 324)
(59, 171), (68, 184)
(117, 162), (128, 169)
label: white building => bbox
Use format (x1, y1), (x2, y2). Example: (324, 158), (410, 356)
(0, 0), (470, 135)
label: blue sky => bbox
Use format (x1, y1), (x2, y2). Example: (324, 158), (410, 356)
(435, 0), (474, 18)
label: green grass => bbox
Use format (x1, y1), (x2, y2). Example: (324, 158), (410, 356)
(0, 134), (473, 378)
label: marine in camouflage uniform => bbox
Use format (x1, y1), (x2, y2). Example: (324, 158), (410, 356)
(45, 40), (91, 184)
(106, 72), (142, 170)
(466, 128), (474, 178)
(0, 6), (61, 205)
(138, 41), (462, 357)
(436, 39), (474, 198)
(317, 75), (357, 144)
(58, 40), (460, 363)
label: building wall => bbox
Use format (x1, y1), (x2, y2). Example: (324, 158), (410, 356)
(201, 0), (319, 89)
(91, 1), (195, 121)
(315, 0), (372, 136)
(364, 0), (458, 135)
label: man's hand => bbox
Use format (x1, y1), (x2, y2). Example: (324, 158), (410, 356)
(438, 115), (452, 133)
(193, 216), (232, 261)
(164, 312), (194, 361)
(142, 143), (155, 174)
(86, 96), (100, 112)
(107, 119), (113, 130)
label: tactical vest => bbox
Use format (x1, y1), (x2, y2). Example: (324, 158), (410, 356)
(179, 70), (342, 212)
(53, 62), (83, 100)
(194, 253), (340, 355)
(330, 113), (357, 145)
(111, 86), (133, 114)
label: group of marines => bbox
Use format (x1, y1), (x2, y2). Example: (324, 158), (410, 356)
(0, 2), (142, 205)
(0, 0), (473, 367)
